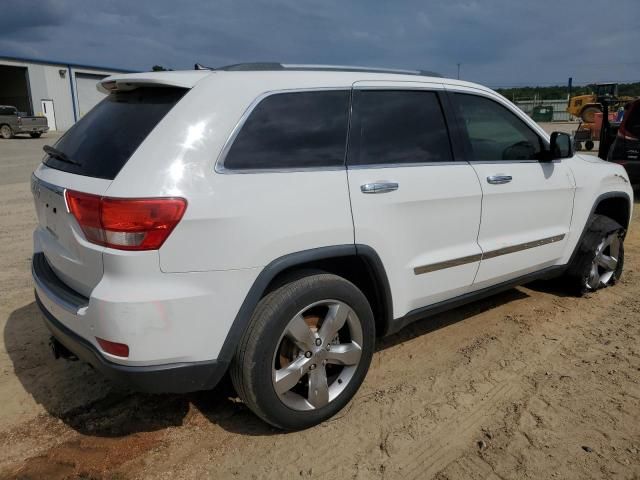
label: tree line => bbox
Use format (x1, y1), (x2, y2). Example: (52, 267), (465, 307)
(496, 82), (640, 100)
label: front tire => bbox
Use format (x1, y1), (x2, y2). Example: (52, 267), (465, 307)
(230, 273), (375, 430)
(564, 214), (625, 295)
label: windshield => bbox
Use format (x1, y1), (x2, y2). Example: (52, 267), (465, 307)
(43, 87), (186, 180)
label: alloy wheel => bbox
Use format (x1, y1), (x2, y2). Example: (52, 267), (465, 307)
(586, 232), (621, 290)
(272, 299), (363, 411)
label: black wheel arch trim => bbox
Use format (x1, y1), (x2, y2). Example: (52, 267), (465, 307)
(567, 191), (631, 266)
(217, 244), (393, 364)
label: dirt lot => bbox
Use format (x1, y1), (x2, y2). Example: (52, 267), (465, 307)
(0, 131), (639, 479)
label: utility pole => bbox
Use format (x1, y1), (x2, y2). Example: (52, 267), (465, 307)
(457, 63), (461, 80)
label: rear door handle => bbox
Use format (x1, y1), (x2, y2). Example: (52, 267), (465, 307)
(487, 175), (512, 185)
(360, 182), (399, 194)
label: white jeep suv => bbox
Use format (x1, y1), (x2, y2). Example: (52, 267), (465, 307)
(31, 63), (632, 430)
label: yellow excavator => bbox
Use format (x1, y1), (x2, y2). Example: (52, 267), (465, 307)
(567, 83), (634, 122)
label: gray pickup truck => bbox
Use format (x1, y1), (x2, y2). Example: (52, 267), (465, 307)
(0, 105), (49, 139)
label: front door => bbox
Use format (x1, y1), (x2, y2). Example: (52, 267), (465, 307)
(448, 90), (575, 287)
(346, 82), (483, 318)
(41, 100), (56, 131)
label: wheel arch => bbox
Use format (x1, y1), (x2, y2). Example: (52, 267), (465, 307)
(567, 191), (631, 266)
(593, 193), (631, 230)
(216, 244), (393, 365)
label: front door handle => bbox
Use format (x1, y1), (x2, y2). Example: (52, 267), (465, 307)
(487, 175), (512, 185)
(360, 182), (399, 194)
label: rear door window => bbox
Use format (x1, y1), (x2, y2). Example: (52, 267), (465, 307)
(347, 90), (453, 166)
(223, 90), (350, 170)
(44, 87), (186, 180)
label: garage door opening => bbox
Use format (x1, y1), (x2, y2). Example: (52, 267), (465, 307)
(0, 65), (32, 114)
(75, 73), (107, 117)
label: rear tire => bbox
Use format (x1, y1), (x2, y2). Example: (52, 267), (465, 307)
(30, 133), (42, 138)
(0, 125), (12, 139)
(564, 214), (625, 295)
(230, 273), (375, 430)
(585, 140), (595, 151)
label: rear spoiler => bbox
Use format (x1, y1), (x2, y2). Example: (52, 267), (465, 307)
(98, 71), (211, 93)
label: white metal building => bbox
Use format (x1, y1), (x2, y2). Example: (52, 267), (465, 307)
(0, 56), (135, 131)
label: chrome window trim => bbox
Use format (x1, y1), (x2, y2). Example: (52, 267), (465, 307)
(351, 83), (445, 91)
(413, 234), (566, 275)
(466, 159), (561, 165)
(215, 87), (351, 175)
(348, 161), (465, 170)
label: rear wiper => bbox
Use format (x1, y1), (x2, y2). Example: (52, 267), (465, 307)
(43, 145), (82, 166)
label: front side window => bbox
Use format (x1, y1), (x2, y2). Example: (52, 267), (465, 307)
(224, 90), (350, 170)
(348, 90), (453, 166)
(453, 93), (543, 161)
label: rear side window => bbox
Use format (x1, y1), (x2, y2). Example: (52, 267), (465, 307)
(0, 107), (16, 115)
(44, 87), (186, 180)
(223, 90), (350, 170)
(347, 90), (453, 166)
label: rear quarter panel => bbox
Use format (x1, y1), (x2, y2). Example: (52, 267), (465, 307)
(105, 73), (356, 272)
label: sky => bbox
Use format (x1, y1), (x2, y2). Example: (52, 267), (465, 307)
(1, 0), (639, 88)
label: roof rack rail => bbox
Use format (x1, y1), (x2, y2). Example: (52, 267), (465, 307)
(205, 62), (442, 77)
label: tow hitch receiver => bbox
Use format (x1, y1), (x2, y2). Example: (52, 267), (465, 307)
(49, 336), (78, 361)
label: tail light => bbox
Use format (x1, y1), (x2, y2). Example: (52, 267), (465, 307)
(618, 124), (638, 141)
(65, 190), (187, 251)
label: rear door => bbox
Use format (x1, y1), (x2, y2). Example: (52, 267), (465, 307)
(448, 89), (575, 286)
(346, 82), (483, 317)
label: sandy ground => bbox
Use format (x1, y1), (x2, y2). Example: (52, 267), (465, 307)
(0, 130), (639, 479)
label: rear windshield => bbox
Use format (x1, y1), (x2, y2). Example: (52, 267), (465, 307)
(44, 87), (186, 180)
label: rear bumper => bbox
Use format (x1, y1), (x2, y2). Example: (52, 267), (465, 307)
(32, 251), (232, 393)
(35, 293), (228, 393)
(16, 125), (49, 134)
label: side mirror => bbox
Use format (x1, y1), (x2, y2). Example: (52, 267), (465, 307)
(549, 131), (574, 159)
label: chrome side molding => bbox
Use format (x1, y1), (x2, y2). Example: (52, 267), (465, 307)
(414, 234), (566, 275)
